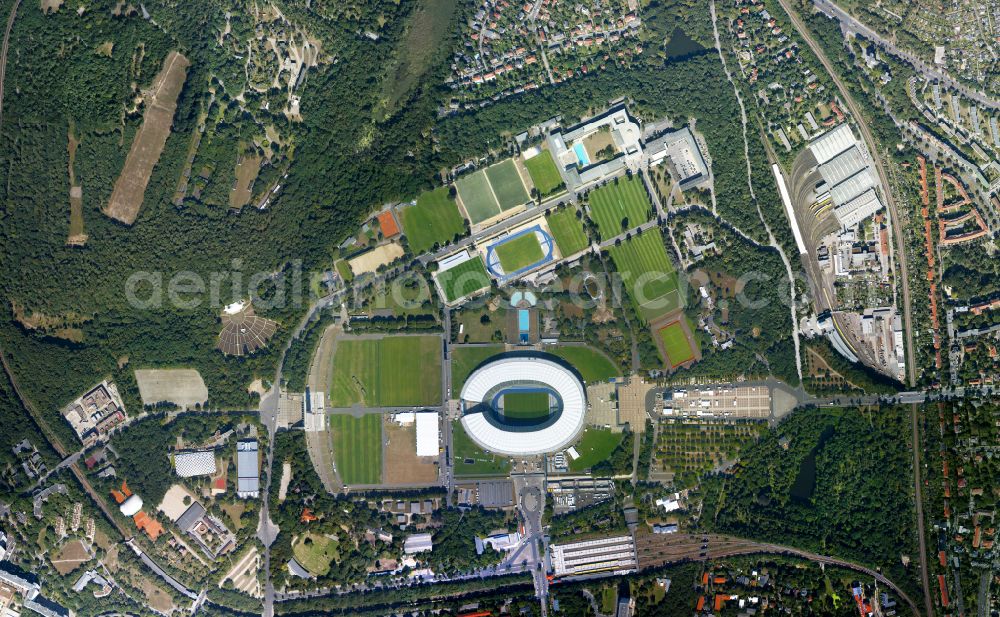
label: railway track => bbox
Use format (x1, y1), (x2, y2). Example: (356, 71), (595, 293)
(634, 533), (921, 616)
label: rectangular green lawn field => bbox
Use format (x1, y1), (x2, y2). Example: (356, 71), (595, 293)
(609, 229), (681, 322)
(485, 159), (530, 210)
(545, 207), (589, 256)
(399, 187), (466, 254)
(330, 413), (382, 485)
(451, 345), (503, 392)
(588, 175), (653, 240)
(437, 256), (491, 302)
(493, 232), (544, 273)
(329, 335), (442, 407)
(524, 150), (564, 197)
(546, 345), (621, 383)
(452, 420), (511, 476)
(568, 428), (623, 472)
(659, 321), (695, 367)
(456, 170), (501, 224)
(502, 391), (550, 421)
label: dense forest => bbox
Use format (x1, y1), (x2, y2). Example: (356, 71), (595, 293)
(709, 405), (920, 600)
(1, 0), (805, 444)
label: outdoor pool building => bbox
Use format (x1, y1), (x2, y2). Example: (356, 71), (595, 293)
(547, 104), (644, 190)
(459, 355), (587, 456)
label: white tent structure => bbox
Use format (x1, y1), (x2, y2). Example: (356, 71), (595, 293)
(415, 412), (439, 457)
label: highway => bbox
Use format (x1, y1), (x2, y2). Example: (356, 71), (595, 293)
(773, 5), (928, 614)
(812, 0), (1000, 110)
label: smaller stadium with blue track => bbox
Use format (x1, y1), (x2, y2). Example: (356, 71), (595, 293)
(484, 224), (556, 283)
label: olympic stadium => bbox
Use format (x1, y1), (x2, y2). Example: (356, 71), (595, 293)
(459, 355), (587, 456)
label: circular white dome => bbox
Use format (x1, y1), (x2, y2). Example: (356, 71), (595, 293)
(459, 356), (586, 456)
(119, 494), (143, 517)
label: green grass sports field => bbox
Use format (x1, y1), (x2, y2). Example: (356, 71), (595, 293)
(568, 428), (622, 472)
(502, 391), (550, 421)
(485, 159), (530, 210)
(609, 229), (681, 323)
(451, 345), (503, 392)
(329, 335), (441, 407)
(494, 233), (544, 273)
(546, 345), (621, 383)
(588, 175), (652, 240)
(399, 187), (466, 254)
(658, 321), (695, 367)
(330, 413), (382, 485)
(456, 170), (501, 224)
(545, 207), (589, 256)
(452, 420), (511, 476)
(437, 256), (491, 302)
(524, 150), (564, 197)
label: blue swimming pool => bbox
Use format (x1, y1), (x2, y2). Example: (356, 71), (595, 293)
(573, 142), (590, 167)
(518, 309), (530, 332)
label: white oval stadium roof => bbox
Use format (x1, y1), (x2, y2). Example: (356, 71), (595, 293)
(460, 356), (586, 456)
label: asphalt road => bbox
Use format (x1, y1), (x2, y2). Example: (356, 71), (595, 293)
(0, 0), (21, 130)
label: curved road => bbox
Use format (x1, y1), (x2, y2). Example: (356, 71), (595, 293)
(773, 4), (929, 616)
(0, 0), (21, 129)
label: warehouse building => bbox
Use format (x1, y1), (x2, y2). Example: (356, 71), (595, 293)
(403, 533), (434, 554)
(550, 535), (637, 577)
(236, 440), (259, 498)
(808, 123), (884, 229)
(645, 127), (709, 190)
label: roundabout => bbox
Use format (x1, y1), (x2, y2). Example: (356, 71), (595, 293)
(459, 355), (587, 456)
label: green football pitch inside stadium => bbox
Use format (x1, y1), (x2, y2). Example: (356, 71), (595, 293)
(329, 335), (442, 407)
(659, 321), (695, 367)
(502, 391), (550, 421)
(524, 150), (564, 197)
(493, 233), (544, 273)
(545, 206), (589, 256)
(399, 187), (466, 254)
(588, 175), (653, 240)
(609, 228), (681, 323)
(436, 257), (491, 302)
(329, 413), (382, 485)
